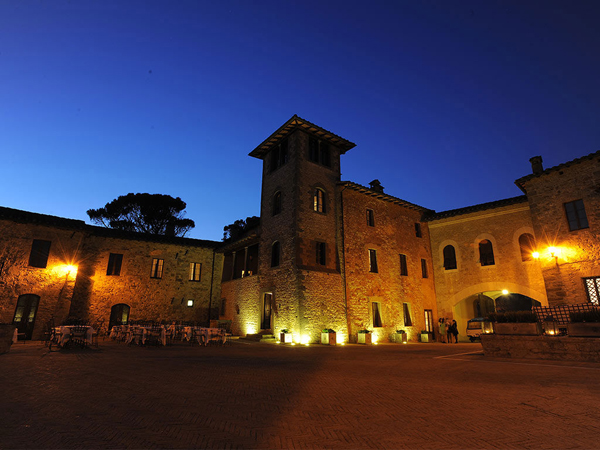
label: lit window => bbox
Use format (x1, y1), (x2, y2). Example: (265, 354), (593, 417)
(107, 253), (123, 276)
(421, 259), (428, 278)
(424, 310), (433, 333)
(518, 234), (536, 261)
(479, 240), (495, 266)
(366, 209), (375, 227)
(372, 302), (383, 328)
(28, 239), (51, 268)
(189, 262), (201, 281)
(187, 299), (194, 307)
(565, 199), (589, 231)
(313, 189), (325, 213)
(369, 249), (378, 273)
(443, 245), (457, 270)
(271, 241), (280, 267)
(316, 242), (326, 266)
(403, 303), (412, 327)
(584, 277), (600, 305)
(399, 254), (408, 276)
(150, 258), (164, 278)
(273, 191), (282, 216)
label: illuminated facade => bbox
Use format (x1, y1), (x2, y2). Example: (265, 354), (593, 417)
(2, 116), (599, 342)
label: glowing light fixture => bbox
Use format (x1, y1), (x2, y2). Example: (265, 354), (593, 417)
(532, 251), (540, 259)
(548, 247), (561, 258)
(300, 335), (310, 345)
(502, 289), (509, 295)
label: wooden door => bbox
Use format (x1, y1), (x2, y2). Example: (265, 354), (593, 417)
(261, 293), (272, 330)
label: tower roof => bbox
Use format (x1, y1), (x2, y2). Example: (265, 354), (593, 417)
(249, 115), (356, 159)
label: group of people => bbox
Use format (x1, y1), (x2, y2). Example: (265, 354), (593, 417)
(438, 318), (458, 343)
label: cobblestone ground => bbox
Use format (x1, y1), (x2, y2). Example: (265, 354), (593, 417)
(2, 340), (600, 449)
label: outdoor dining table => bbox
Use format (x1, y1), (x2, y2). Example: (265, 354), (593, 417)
(182, 326), (226, 346)
(125, 326), (166, 346)
(53, 325), (95, 347)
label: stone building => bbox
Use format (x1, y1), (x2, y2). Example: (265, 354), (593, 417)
(516, 152), (600, 307)
(0, 207), (222, 340)
(2, 115), (598, 342)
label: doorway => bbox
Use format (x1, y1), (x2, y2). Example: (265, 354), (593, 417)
(109, 304), (130, 329)
(12, 294), (40, 340)
(261, 293), (272, 330)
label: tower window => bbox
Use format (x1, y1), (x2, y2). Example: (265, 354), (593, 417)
(399, 254), (408, 276)
(421, 259), (428, 278)
(269, 139), (288, 173)
(313, 189), (326, 213)
(415, 223), (422, 238)
(308, 137), (331, 167)
(369, 249), (378, 273)
(518, 233), (536, 261)
(316, 242), (326, 266)
(150, 258), (164, 278)
(189, 262), (202, 281)
(273, 191), (282, 216)
(271, 241), (281, 267)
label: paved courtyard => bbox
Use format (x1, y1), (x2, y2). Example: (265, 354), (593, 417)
(2, 339), (600, 449)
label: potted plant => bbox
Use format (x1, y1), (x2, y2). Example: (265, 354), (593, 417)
(568, 310), (600, 337)
(419, 330), (431, 343)
(488, 311), (542, 335)
(0, 323), (17, 354)
(357, 329), (372, 344)
(321, 328), (337, 345)
(394, 329), (407, 344)
(279, 329), (293, 344)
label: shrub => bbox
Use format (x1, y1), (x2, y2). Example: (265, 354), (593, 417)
(280, 329), (290, 334)
(358, 329), (371, 334)
(570, 310), (600, 323)
(322, 328), (335, 333)
(487, 311), (538, 323)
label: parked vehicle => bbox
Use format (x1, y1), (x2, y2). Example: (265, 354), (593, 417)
(466, 318), (493, 342)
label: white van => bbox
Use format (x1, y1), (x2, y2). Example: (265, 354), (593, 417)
(466, 318), (494, 342)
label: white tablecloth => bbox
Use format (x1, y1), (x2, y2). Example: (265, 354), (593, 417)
(54, 326), (95, 346)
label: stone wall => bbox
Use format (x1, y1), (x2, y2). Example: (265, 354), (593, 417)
(428, 199), (548, 338)
(341, 187), (437, 343)
(220, 275), (261, 336)
(481, 334), (600, 362)
(72, 234), (223, 327)
(518, 153), (600, 306)
(0, 217), (86, 339)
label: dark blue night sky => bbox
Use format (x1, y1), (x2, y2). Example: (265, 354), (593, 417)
(1, 0), (599, 240)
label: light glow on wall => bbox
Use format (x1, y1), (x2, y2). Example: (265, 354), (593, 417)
(53, 264), (78, 277)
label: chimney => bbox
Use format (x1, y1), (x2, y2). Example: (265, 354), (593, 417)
(369, 179), (384, 193)
(529, 156), (544, 175)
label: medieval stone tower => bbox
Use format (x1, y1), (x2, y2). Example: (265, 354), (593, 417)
(248, 115), (356, 341)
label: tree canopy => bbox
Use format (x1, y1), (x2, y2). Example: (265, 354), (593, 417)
(87, 193), (195, 237)
(223, 216), (260, 241)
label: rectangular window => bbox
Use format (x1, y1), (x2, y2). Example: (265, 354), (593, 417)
(189, 262), (202, 281)
(320, 142), (331, 167)
(372, 302), (383, 328)
(107, 253), (123, 276)
(415, 223), (422, 238)
(584, 277), (600, 305)
(399, 254), (408, 276)
(28, 239), (51, 268)
(565, 199), (589, 231)
(424, 309), (434, 333)
(369, 249), (378, 273)
(421, 259), (428, 278)
(366, 209), (375, 227)
(316, 242), (326, 266)
(403, 303), (413, 327)
(150, 258), (164, 279)
(309, 137), (319, 162)
(187, 299), (194, 307)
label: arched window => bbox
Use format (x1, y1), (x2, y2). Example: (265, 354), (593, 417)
(313, 189), (325, 213)
(271, 241), (280, 267)
(519, 233), (536, 261)
(479, 240), (495, 266)
(272, 191), (281, 216)
(443, 245), (457, 270)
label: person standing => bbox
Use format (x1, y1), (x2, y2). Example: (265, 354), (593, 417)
(450, 320), (459, 343)
(438, 318), (446, 343)
(446, 318), (453, 343)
